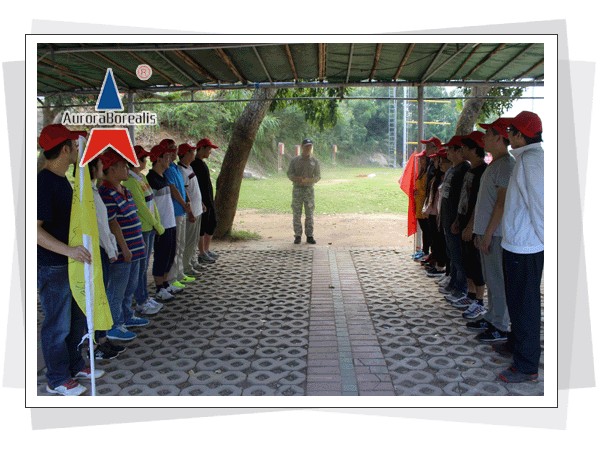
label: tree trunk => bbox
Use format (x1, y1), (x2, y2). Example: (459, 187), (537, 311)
(213, 88), (277, 239)
(454, 86), (492, 135)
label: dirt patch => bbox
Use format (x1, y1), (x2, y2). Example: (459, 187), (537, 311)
(212, 209), (416, 250)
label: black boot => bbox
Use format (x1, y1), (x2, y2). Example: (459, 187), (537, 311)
(306, 236), (316, 244)
(294, 236), (301, 244)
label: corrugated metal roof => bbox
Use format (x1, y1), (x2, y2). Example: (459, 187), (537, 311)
(37, 42), (544, 96)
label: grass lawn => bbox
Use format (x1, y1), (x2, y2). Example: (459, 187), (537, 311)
(237, 166), (409, 215)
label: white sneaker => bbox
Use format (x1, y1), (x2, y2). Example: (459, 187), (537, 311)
(46, 379), (87, 396)
(147, 297), (163, 311)
(156, 287), (174, 300)
(136, 301), (161, 315)
(166, 284), (183, 294)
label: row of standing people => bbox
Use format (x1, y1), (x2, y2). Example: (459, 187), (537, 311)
(37, 123), (220, 395)
(412, 111), (544, 383)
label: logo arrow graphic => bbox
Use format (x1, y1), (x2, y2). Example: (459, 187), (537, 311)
(96, 68), (124, 111)
(79, 128), (139, 167)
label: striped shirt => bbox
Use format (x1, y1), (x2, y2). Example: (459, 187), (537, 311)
(146, 169), (177, 230)
(99, 181), (146, 263)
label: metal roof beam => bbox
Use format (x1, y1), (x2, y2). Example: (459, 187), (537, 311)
(345, 43), (355, 84)
(213, 47), (247, 84)
(420, 43), (447, 82)
(463, 43), (506, 79)
(369, 43), (383, 81)
(154, 51), (203, 88)
(38, 60), (99, 88)
(486, 43), (536, 81)
(284, 45), (299, 82)
(252, 46), (273, 84)
(173, 50), (218, 83)
(128, 51), (177, 85)
(515, 58), (544, 80)
(421, 43), (474, 83)
(394, 43), (415, 80)
(318, 43), (327, 81)
(449, 44), (481, 80)
(67, 52), (132, 91)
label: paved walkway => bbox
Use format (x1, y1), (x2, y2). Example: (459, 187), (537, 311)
(37, 246), (544, 396)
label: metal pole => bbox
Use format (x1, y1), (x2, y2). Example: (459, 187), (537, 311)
(127, 91), (135, 146)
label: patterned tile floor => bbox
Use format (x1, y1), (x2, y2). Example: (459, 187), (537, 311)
(37, 247), (543, 396)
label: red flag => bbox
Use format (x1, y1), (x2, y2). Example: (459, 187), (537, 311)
(399, 151), (418, 237)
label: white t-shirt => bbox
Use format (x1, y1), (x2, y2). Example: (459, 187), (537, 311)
(178, 163), (203, 218)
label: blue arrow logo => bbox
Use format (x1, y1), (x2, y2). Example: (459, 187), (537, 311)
(96, 68), (124, 111)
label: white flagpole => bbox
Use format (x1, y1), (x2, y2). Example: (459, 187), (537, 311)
(79, 137), (96, 396)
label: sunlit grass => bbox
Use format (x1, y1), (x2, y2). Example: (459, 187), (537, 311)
(237, 166), (409, 214)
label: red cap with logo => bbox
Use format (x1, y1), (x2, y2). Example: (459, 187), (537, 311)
(149, 145), (173, 162)
(178, 143), (197, 157)
(99, 149), (126, 170)
(134, 145), (151, 159)
(196, 138), (218, 149)
(462, 131), (485, 149)
(478, 118), (511, 139)
(507, 111), (543, 138)
(39, 124), (87, 151)
(420, 137), (442, 150)
(442, 135), (464, 149)
(431, 148), (448, 158)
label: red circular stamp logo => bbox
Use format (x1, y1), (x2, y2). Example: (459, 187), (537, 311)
(136, 64), (152, 81)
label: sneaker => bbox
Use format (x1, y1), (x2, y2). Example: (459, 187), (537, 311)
(466, 318), (490, 330)
(412, 251), (424, 260)
(445, 291), (468, 302)
(93, 342), (119, 360)
(156, 287), (174, 300)
(492, 341), (513, 358)
(73, 367), (105, 380)
(294, 236), (301, 244)
(166, 283), (184, 294)
(192, 261), (207, 271)
(107, 325), (136, 341)
(181, 275), (196, 283)
(462, 302), (487, 319)
(418, 254), (432, 264)
(184, 267), (202, 276)
(198, 253), (216, 264)
(306, 236), (317, 244)
(207, 251), (220, 259)
(439, 285), (454, 295)
(125, 315), (150, 328)
(436, 274), (449, 285)
(46, 379), (87, 396)
(477, 328), (508, 342)
(105, 340), (126, 354)
(499, 366), (538, 383)
(426, 268), (446, 277)
(136, 301), (161, 315)
(147, 297), (164, 312)
(451, 297), (473, 309)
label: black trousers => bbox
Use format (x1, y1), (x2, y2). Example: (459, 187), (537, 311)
(417, 218), (431, 254)
(503, 249), (544, 374)
(427, 215), (446, 267)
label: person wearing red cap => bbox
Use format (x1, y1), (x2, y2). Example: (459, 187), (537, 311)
(438, 136), (470, 304)
(177, 143), (205, 276)
(451, 131), (488, 317)
(161, 139), (195, 286)
(37, 124), (103, 395)
(191, 138), (220, 262)
(498, 111), (544, 383)
(146, 145), (180, 301)
(99, 149), (149, 341)
(466, 118), (515, 343)
(122, 145), (166, 316)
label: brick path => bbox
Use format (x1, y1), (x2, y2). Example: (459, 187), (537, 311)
(37, 246), (544, 396)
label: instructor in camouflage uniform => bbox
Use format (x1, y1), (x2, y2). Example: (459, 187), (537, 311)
(287, 139), (321, 244)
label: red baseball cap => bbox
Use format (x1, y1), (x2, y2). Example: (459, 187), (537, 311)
(462, 131), (485, 149)
(442, 136), (464, 149)
(39, 124), (87, 152)
(149, 145), (173, 162)
(196, 138), (218, 149)
(431, 148), (448, 158)
(99, 149), (127, 170)
(507, 111), (543, 138)
(159, 138), (177, 149)
(420, 137), (442, 150)
(134, 145), (151, 159)
(478, 118), (511, 139)
(178, 143), (197, 157)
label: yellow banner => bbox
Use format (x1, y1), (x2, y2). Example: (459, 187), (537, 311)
(68, 138), (113, 333)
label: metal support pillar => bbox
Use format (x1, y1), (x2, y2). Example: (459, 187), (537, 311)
(127, 91), (135, 146)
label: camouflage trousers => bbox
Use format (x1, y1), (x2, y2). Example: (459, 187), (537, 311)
(291, 185), (315, 237)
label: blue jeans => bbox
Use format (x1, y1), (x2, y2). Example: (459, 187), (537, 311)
(133, 231), (155, 306)
(444, 227), (467, 295)
(37, 265), (86, 389)
(105, 259), (140, 329)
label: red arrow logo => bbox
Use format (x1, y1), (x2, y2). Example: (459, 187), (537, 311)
(80, 128), (139, 167)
